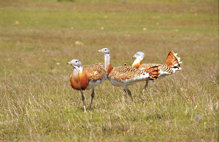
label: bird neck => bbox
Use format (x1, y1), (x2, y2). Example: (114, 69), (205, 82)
(104, 54), (110, 70)
(104, 53), (113, 74)
(73, 66), (83, 77)
(132, 58), (143, 68)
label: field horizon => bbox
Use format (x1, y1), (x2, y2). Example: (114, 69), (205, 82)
(0, 0), (218, 141)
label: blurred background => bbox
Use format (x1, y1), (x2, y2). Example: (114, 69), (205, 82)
(0, 0), (218, 141)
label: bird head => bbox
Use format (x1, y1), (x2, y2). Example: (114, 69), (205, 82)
(67, 59), (82, 68)
(133, 51), (144, 59)
(98, 48), (110, 54)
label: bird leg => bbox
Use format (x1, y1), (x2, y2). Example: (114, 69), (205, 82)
(144, 79), (149, 90)
(122, 89), (127, 102)
(80, 91), (87, 112)
(126, 88), (133, 102)
(152, 80), (158, 90)
(89, 88), (95, 109)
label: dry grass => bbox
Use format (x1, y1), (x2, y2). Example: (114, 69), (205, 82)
(0, 0), (218, 141)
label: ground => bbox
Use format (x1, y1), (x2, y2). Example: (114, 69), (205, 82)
(0, 0), (218, 141)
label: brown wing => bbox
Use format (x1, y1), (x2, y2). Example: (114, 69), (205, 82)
(145, 66), (160, 79)
(138, 63), (161, 70)
(83, 63), (106, 81)
(140, 64), (173, 77)
(108, 66), (148, 81)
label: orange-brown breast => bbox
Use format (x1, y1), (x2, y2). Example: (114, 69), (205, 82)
(70, 71), (89, 90)
(107, 64), (113, 74)
(165, 50), (178, 68)
(132, 61), (142, 68)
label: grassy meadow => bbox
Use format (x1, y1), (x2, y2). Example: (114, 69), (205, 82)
(0, 0), (218, 141)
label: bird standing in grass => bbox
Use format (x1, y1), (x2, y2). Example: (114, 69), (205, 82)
(98, 48), (160, 101)
(68, 59), (107, 112)
(132, 51), (182, 89)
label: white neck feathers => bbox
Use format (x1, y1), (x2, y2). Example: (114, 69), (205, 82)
(73, 66), (83, 76)
(104, 54), (110, 70)
(132, 58), (143, 67)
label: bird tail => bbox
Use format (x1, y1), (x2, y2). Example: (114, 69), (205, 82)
(164, 50), (182, 73)
(145, 66), (160, 79)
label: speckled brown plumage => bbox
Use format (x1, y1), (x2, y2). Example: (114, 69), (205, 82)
(70, 63), (106, 90)
(108, 66), (151, 81)
(145, 66), (160, 79)
(138, 63), (161, 70)
(139, 64), (174, 74)
(83, 63), (106, 81)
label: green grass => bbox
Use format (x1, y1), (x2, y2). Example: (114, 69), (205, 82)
(0, 0), (218, 141)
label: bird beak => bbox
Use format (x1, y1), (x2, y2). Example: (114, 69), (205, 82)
(98, 49), (102, 53)
(67, 61), (71, 65)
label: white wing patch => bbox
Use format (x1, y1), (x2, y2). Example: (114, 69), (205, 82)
(173, 52), (183, 64)
(172, 51), (182, 73)
(108, 72), (150, 87)
(87, 74), (107, 89)
(93, 71), (98, 75)
(159, 69), (172, 76)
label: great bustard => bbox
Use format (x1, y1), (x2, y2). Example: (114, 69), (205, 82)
(132, 50), (182, 89)
(68, 59), (107, 112)
(98, 48), (160, 101)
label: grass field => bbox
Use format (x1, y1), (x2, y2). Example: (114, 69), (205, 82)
(0, 0), (218, 141)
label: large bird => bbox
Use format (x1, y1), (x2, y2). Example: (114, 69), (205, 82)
(98, 48), (160, 101)
(68, 59), (107, 112)
(132, 51), (182, 89)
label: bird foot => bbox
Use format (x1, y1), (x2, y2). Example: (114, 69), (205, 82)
(83, 106), (87, 113)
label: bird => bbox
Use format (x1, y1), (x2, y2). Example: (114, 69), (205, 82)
(132, 51), (182, 89)
(98, 48), (160, 101)
(68, 59), (107, 112)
